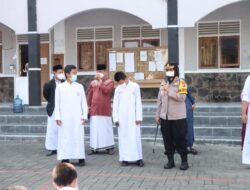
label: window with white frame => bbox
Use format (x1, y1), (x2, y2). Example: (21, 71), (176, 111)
(0, 31), (2, 73)
(122, 25), (161, 48)
(77, 27), (113, 72)
(198, 21), (240, 68)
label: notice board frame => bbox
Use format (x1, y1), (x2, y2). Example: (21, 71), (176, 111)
(107, 47), (168, 88)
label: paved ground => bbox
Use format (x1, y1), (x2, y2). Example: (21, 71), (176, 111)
(0, 142), (249, 190)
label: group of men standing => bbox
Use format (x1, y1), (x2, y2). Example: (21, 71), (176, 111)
(43, 64), (144, 167)
(43, 61), (250, 171)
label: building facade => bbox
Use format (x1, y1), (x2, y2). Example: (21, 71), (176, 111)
(0, 0), (249, 104)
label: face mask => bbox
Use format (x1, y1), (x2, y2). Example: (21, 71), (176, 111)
(57, 73), (65, 80)
(165, 71), (175, 77)
(71, 75), (77, 82)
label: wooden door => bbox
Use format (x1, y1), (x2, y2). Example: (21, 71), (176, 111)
(0, 45), (2, 73)
(40, 43), (50, 101)
(95, 41), (112, 68)
(19, 45), (29, 76)
(77, 42), (94, 71)
(53, 54), (64, 68)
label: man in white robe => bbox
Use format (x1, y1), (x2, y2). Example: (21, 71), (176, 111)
(54, 65), (88, 166)
(241, 75), (250, 165)
(113, 71), (144, 167)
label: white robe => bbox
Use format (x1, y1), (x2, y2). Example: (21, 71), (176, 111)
(45, 112), (58, 150)
(90, 116), (114, 150)
(113, 81), (143, 161)
(54, 81), (88, 160)
(242, 75), (250, 165)
(45, 81), (61, 151)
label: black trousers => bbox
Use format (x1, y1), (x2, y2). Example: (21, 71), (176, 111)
(160, 118), (188, 156)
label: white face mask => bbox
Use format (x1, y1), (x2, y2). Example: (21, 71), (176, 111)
(166, 71), (175, 77)
(57, 73), (65, 80)
(98, 72), (104, 78)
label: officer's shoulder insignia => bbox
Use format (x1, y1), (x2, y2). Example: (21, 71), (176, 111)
(178, 79), (188, 94)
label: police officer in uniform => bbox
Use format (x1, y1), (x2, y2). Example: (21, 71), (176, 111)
(155, 63), (189, 170)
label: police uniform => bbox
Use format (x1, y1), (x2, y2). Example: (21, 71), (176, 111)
(156, 64), (189, 170)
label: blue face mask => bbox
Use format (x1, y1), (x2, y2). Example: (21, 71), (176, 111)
(71, 75), (77, 82)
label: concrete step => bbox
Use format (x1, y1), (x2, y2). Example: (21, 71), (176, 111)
(0, 115), (48, 125)
(0, 123), (241, 143)
(0, 105), (46, 113)
(0, 124), (157, 136)
(0, 114), (241, 126)
(0, 131), (241, 145)
(193, 115), (241, 126)
(0, 103), (242, 144)
(142, 115), (241, 126)
(0, 102), (241, 113)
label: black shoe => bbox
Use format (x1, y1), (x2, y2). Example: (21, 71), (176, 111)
(78, 159), (85, 167)
(46, 150), (57, 156)
(180, 161), (189, 170)
(87, 150), (98, 155)
(121, 161), (129, 167)
(164, 155), (175, 169)
(164, 160), (175, 169)
(180, 154), (189, 170)
(107, 148), (115, 155)
(136, 160), (144, 167)
(190, 148), (198, 155)
(61, 159), (69, 163)
(87, 150), (94, 155)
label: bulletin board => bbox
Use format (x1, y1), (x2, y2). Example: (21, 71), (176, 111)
(107, 47), (168, 88)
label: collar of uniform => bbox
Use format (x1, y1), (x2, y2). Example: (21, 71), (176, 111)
(66, 80), (75, 85)
(172, 76), (179, 86)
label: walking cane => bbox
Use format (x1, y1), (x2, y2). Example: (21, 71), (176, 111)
(153, 124), (160, 153)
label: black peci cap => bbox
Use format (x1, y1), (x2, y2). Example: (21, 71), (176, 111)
(97, 64), (107, 71)
(53, 64), (63, 72)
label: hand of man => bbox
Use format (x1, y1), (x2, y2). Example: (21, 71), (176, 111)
(81, 119), (86, 125)
(163, 84), (169, 92)
(242, 113), (247, 124)
(155, 117), (160, 124)
(192, 104), (196, 111)
(115, 122), (119, 128)
(136, 121), (142, 125)
(56, 120), (62, 126)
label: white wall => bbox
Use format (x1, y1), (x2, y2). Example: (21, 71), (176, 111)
(0, 0), (28, 34)
(53, 21), (65, 54)
(62, 9), (168, 70)
(0, 0), (245, 33)
(178, 0), (243, 27)
(184, 28), (198, 71)
(184, 0), (250, 72)
(37, 0), (167, 33)
(0, 24), (17, 75)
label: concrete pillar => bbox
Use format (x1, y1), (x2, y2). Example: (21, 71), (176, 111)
(167, 0), (179, 65)
(27, 0), (41, 106)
